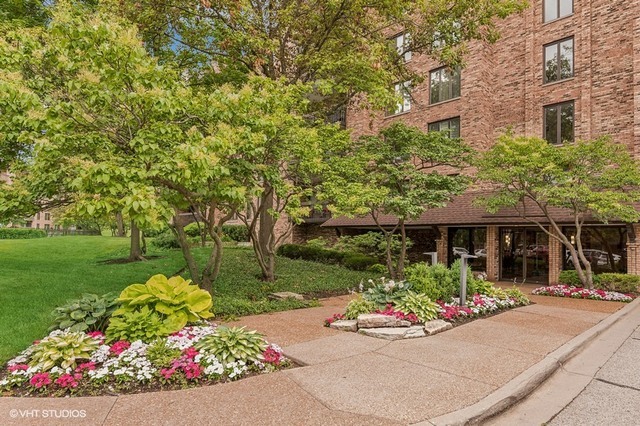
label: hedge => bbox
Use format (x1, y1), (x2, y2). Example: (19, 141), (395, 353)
(277, 244), (377, 271)
(0, 228), (47, 239)
(558, 270), (639, 293)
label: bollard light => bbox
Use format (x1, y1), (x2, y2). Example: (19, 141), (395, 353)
(423, 252), (438, 265)
(459, 254), (478, 307)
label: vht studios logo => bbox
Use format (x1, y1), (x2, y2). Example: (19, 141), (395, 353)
(9, 409), (87, 419)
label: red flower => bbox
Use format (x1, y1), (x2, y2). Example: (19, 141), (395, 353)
(8, 364), (28, 372)
(87, 331), (105, 340)
(160, 368), (176, 379)
(263, 347), (282, 365)
(109, 341), (130, 355)
(182, 347), (199, 360)
(55, 373), (79, 388)
(30, 373), (51, 388)
(183, 362), (202, 380)
(75, 362), (96, 374)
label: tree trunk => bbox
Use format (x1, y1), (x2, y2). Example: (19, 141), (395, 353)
(172, 215), (201, 287)
(256, 188), (277, 282)
(128, 221), (145, 261)
(385, 231), (397, 279)
(115, 212), (126, 237)
(397, 220), (407, 280)
(201, 231), (225, 294)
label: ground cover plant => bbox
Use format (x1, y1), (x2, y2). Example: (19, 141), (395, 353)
(531, 285), (633, 302)
(0, 236), (374, 363)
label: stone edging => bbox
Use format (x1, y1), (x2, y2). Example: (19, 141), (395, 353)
(425, 297), (640, 426)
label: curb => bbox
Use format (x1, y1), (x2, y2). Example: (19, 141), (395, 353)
(425, 296), (640, 426)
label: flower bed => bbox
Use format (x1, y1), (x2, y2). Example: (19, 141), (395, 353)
(532, 285), (634, 302)
(0, 325), (289, 397)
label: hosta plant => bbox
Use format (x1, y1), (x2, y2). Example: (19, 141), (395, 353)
(146, 340), (182, 368)
(50, 293), (118, 333)
(503, 287), (530, 305)
(394, 291), (441, 323)
(363, 278), (412, 309)
(195, 326), (267, 364)
(106, 306), (172, 343)
(29, 331), (100, 371)
(344, 294), (376, 320)
(114, 274), (213, 333)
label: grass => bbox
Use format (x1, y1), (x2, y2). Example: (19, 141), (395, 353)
(0, 236), (374, 362)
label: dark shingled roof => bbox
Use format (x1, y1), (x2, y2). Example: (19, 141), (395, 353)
(321, 191), (633, 228)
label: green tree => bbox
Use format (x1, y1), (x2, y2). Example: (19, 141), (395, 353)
(322, 122), (470, 279)
(476, 134), (640, 289)
(0, 4), (247, 290)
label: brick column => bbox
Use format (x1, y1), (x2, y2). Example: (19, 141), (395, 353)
(435, 227), (448, 265)
(485, 226), (499, 282)
(548, 227), (563, 285)
(627, 224), (640, 276)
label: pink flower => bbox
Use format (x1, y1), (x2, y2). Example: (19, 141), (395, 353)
(182, 347), (199, 360)
(109, 340), (130, 355)
(55, 374), (79, 388)
(75, 362), (96, 374)
(160, 368), (176, 379)
(87, 331), (105, 340)
(8, 364), (29, 372)
(30, 373), (51, 388)
(263, 347), (282, 365)
(183, 363), (202, 380)
(33, 340), (41, 345)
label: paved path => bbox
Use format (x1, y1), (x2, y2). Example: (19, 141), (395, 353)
(0, 289), (631, 426)
(488, 295), (640, 426)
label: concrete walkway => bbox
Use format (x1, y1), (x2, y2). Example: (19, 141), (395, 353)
(0, 289), (634, 426)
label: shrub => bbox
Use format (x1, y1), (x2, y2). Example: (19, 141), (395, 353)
(363, 278), (412, 309)
(195, 326), (267, 364)
(114, 274), (214, 333)
(222, 225), (249, 242)
(143, 226), (169, 238)
(0, 228), (47, 239)
(405, 262), (457, 302)
(342, 253), (378, 271)
(183, 222), (203, 238)
(50, 293), (118, 333)
(598, 273), (640, 293)
(470, 278), (495, 296)
(333, 232), (413, 260)
(503, 286), (531, 305)
(344, 294), (376, 319)
(151, 229), (181, 249)
(306, 237), (329, 248)
(106, 306), (171, 343)
(394, 291), (440, 323)
(29, 331), (100, 371)
(367, 263), (388, 274)
(558, 270), (601, 287)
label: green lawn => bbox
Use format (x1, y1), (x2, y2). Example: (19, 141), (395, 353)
(0, 236), (373, 363)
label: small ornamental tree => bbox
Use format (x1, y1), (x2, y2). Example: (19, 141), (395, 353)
(322, 122), (471, 279)
(476, 134), (640, 289)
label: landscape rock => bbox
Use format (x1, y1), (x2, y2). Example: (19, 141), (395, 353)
(404, 325), (427, 339)
(358, 328), (409, 341)
(424, 319), (453, 335)
(357, 314), (411, 329)
(330, 320), (358, 332)
(268, 291), (305, 301)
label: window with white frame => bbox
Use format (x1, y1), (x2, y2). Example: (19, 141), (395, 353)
(390, 81), (411, 115)
(392, 32), (411, 62)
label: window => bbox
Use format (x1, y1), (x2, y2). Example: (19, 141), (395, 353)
(36, 212), (40, 220)
(544, 0), (573, 22)
(390, 81), (411, 115)
(429, 117), (461, 138)
(44, 213), (50, 221)
(392, 32), (411, 62)
(544, 38), (574, 83)
(430, 67), (460, 104)
(544, 101), (574, 145)
(45, 224), (50, 230)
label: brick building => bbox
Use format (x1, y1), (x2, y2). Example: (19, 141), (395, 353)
(321, 0), (640, 284)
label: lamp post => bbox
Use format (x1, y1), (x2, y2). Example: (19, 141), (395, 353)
(423, 251), (438, 265)
(459, 254), (478, 307)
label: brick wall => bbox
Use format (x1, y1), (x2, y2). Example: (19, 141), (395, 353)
(548, 227), (563, 284)
(486, 226), (499, 281)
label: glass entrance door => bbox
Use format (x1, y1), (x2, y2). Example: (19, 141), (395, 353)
(500, 228), (549, 283)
